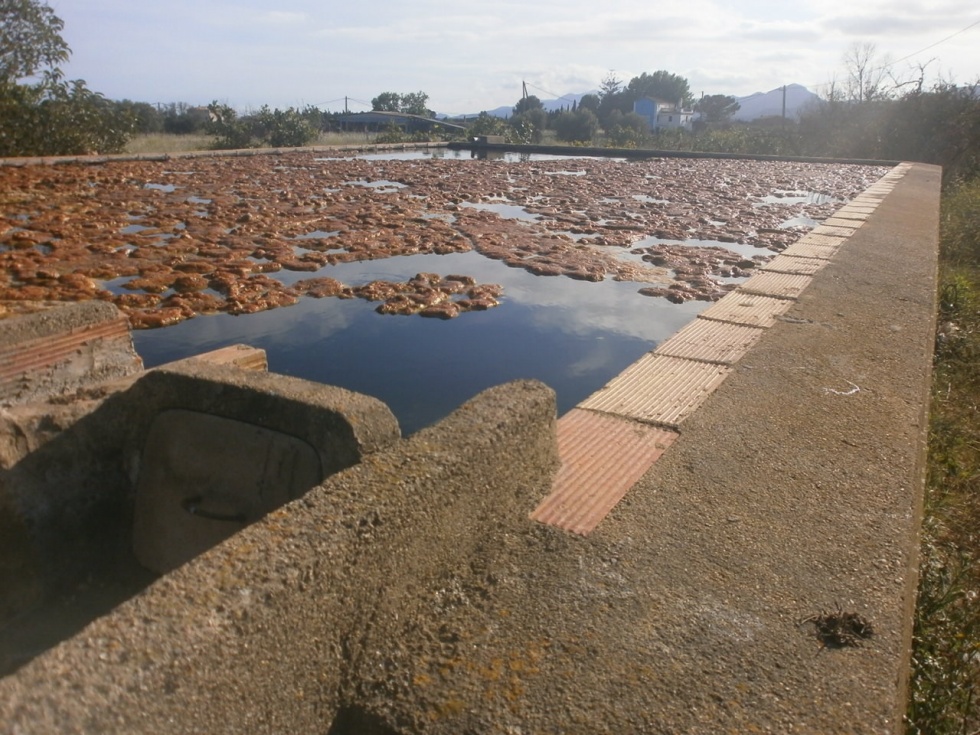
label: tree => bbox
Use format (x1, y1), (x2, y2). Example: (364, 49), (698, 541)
(513, 95), (543, 116)
(116, 100), (163, 134)
(510, 107), (547, 143)
(467, 111), (510, 138)
(0, 0), (134, 155)
(626, 71), (693, 107)
(578, 93), (600, 115)
(206, 102), (319, 150)
(371, 91), (432, 116)
(399, 91), (430, 116)
(371, 92), (401, 112)
(840, 43), (891, 103)
(0, 77), (132, 155)
(598, 72), (622, 100)
(695, 94), (740, 125)
(0, 0), (69, 83)
(553, 108), (599, 143)
(597, 88), (632, 130)
(161, 103), (210, 135)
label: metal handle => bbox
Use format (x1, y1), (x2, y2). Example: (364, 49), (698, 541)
(181, 495), (247, 524)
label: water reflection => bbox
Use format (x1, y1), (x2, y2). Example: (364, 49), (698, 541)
(630, 235), (770, 261)
(133, 248), (704, 434)
(459, 201), (540, 221)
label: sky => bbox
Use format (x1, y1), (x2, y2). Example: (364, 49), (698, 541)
(49, 0), (979, 116)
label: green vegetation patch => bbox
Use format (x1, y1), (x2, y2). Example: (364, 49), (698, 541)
(907, 177), (980, 734)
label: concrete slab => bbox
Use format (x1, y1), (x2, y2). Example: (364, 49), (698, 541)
(698, 292), (795, 327)
(761, 254), (828, 276)
(813, 224), (859, 237)
(579, 353), (731, 428)
(0, 302), (142, 406)
(823, 217), (865, 228)
(836, 206), (876, 216)
(783, 234), (846, 260)
(530, 409), (677, 535)
(161, 344), (268, 372)
(655, 318), (766, 364)
(738, 271), (813, 299)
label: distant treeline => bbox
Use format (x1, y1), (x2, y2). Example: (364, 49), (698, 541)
(5, 87), (978, 186)
(116, 101), (349, 137)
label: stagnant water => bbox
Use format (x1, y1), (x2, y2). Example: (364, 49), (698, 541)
(133, 247), (706, 435)
(129, 150), (834, 435)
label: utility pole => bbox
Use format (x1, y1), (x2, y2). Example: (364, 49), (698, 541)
(522, 81), (528, 100)
(781, 85), (787, 135)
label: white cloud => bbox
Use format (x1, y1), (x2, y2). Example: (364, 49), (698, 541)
(51, 0), (980, 113)
(259, 10), (306, 24)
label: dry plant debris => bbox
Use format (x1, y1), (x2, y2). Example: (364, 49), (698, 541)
(801, 603), (875, 649)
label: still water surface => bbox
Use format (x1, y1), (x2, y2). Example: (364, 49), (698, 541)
(133, 247), (706, 435)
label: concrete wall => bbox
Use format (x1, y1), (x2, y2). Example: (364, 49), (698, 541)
(0, 358), (400, 642)
(0, 163), (940, 734)
(0, 301), (143, 408)
(0, 379), (559, 734)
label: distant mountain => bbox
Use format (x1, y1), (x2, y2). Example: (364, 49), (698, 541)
(732, 84), (820, 121)
(456, 91), (596, 120)
(449, 84), (820, 122)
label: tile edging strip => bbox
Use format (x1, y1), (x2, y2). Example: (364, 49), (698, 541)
(531, 163), (911, 535)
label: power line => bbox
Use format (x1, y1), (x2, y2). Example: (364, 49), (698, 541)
(523, 81), (580, 105)
(796, 17), (980, 95)
(879, 17), (980, 71)
(311, 96), (373, 110)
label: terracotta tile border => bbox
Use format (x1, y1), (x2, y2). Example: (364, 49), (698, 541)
(532, 163), (913, 534)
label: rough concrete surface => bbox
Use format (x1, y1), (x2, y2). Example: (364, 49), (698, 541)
(0, 164), (938, 734)
(0, 301), (143, 407)
(0, 358), (401, 656)
(0, 380), (561, 734)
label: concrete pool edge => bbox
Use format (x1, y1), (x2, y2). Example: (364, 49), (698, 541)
(0, 162), (940, 733)
(578, 160), (938, 732)
(533, 162), (916, 536)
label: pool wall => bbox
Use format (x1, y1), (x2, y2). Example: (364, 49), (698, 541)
(0, 161), (940, 734)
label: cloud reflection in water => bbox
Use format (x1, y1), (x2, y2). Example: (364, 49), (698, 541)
(133, 248), (709, 434)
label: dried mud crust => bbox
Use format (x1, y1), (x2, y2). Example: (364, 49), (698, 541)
(0, 153), (888, 328)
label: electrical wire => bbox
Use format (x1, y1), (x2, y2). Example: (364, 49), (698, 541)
(880, 17), (980, 71)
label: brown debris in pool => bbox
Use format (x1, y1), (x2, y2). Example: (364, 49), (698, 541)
(0, 153), (889, 327)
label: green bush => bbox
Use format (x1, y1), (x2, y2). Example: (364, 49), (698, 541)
(0, 74), (134, 156)
(0, 0), (135, 156)
(553, 109), (599, 143)
(604, 111), (648, 148)
(206, 103), (318, 150)
(375, 123), (406, 144)
(466, 112), (509, 138)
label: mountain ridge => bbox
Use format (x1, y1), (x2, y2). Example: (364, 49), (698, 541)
(448, 84), (820, 122)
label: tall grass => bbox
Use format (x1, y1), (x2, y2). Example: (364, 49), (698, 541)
(907, 178), (980, 734)
(123, 130), (392, 155)
(123, 133), (214, 154)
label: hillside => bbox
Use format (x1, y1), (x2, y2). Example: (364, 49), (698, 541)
(732, 83), (820, 121)
(461, 84), (820, 122)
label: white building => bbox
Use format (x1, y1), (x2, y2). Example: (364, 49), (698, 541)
(633, 97), (694, 131)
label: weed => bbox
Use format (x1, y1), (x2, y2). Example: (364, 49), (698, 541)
(907, 178), (980, 734)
